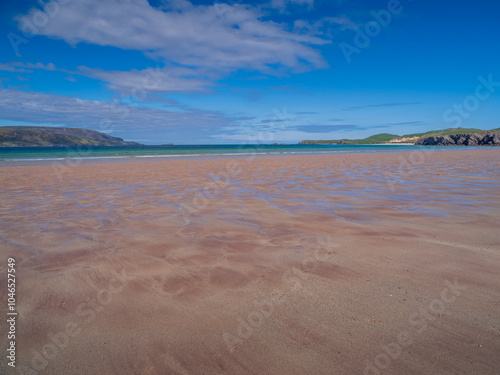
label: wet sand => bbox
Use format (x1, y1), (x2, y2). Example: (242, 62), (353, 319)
(0, 149), (499, 374)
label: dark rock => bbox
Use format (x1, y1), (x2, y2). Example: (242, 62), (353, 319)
(415, 132), (500, 146)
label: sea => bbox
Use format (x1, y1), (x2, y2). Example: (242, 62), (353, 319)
(0, 144), (480, 165)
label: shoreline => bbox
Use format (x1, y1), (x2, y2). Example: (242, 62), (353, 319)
(0, 144), (494, 166)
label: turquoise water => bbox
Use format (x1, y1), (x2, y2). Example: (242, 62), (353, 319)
(0, 144), (479, 164)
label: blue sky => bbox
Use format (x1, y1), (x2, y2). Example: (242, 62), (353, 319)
(0, 0), (499, 144)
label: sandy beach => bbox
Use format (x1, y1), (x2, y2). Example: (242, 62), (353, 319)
(1, 149), (499, 375)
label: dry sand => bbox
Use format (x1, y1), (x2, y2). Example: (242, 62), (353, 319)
(0, 149), (499, 374)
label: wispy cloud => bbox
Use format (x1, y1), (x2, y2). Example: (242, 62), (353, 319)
(261, 118), (290, 123)
(230, 87), (263, 102)
(0, 62), (57, 73)
(291, 124), (357, 132)
(2, 61), (215, 95)
(270, 0), (314, 12)
(0, 89), (238, 143)
(293, 15), (358, 40)
(15, 0), (333, 94)
(341, 102), (421, 111)
(269, 85), (312, 96)
(78, 66), (216, 94)
(0, 63), (30, 73)
(387, 121), (424, 126)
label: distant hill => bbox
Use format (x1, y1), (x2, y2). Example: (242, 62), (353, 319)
(299, 127), (500, 145)
(299, 133), (399, 145)
(0, 126), (141, 147)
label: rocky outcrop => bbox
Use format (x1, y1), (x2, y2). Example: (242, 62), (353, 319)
(415, 132), (500, 146)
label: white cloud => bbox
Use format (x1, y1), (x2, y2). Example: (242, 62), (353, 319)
(22, 62), (56, 71)
(78, 65), (218, 94)
(0, 61), (60, 73)
(0, 63), (32, 73)
(16, 0), (330, 81)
